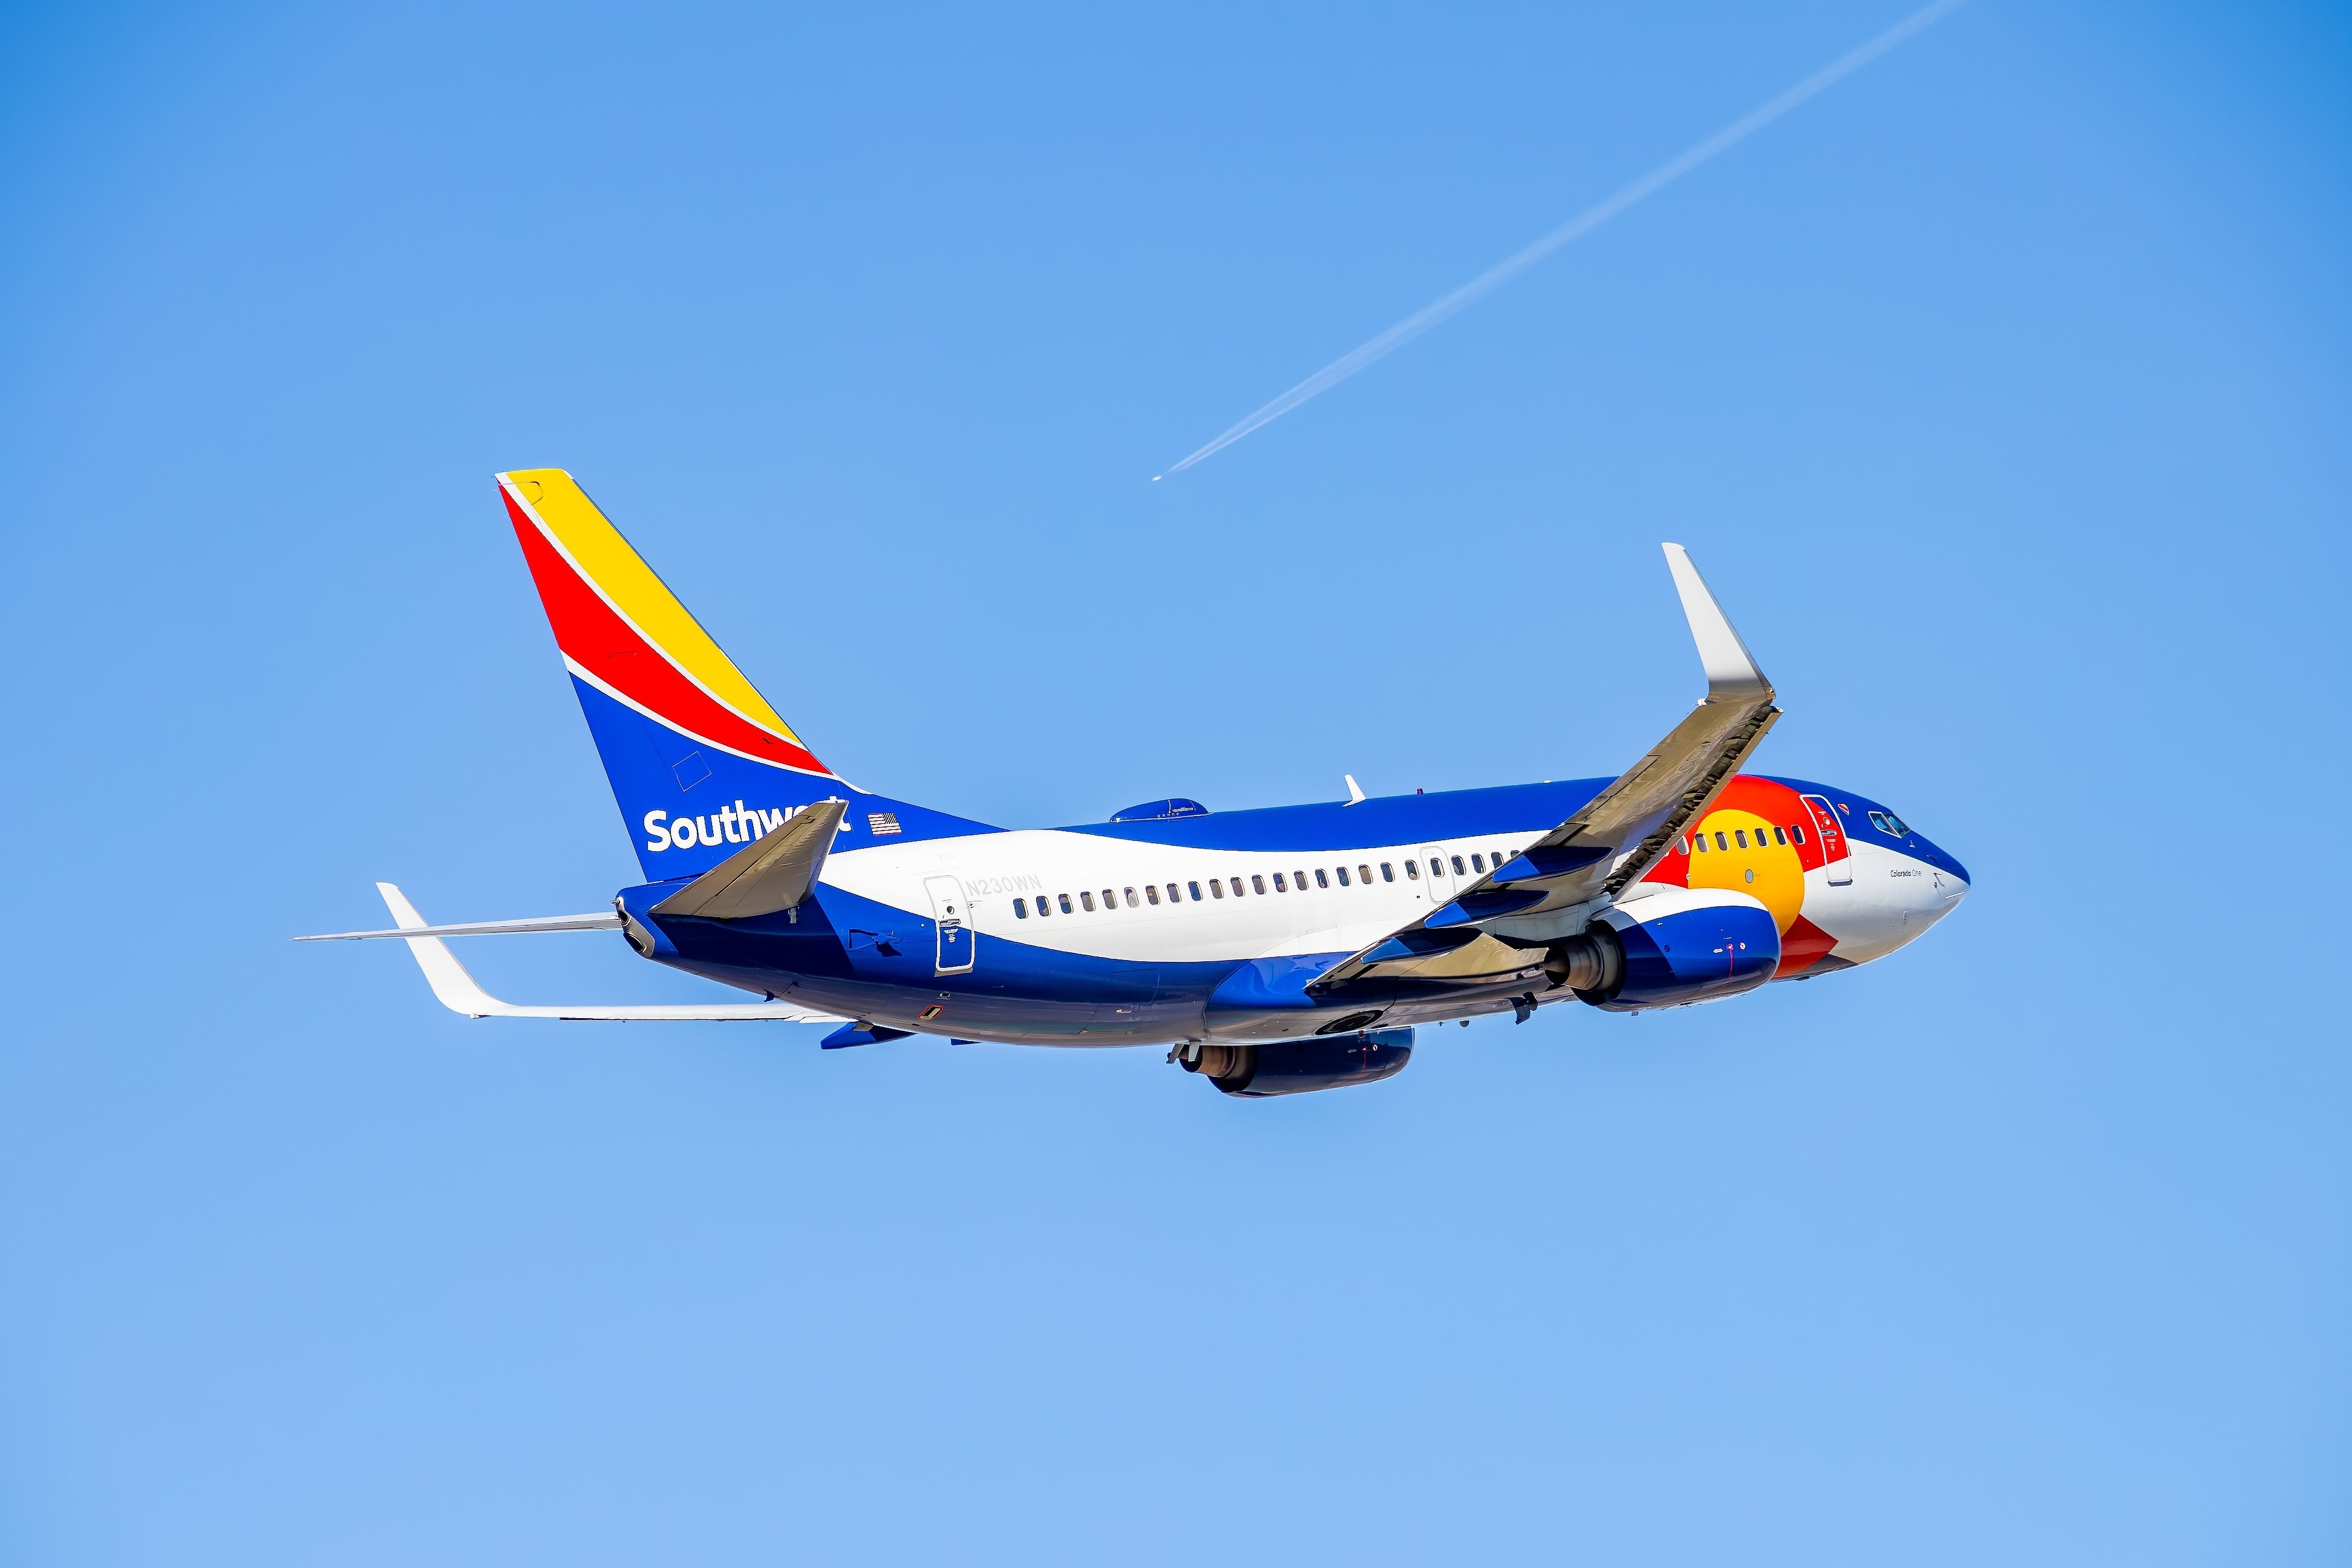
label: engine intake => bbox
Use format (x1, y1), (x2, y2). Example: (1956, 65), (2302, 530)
(1181, 1028), (1414, 1097)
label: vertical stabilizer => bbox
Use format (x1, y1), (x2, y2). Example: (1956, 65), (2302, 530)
(497, 469), (990, 877)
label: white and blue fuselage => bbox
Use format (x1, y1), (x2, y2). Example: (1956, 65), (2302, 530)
(310, 471), (1970, 1096)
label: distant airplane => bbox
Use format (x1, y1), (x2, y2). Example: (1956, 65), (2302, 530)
(302, 471), (1970, 1097)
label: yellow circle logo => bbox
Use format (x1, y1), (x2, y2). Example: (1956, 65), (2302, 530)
(1682, 808), (1806, 933)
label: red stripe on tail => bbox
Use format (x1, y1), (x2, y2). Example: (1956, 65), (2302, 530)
(505, 494), (830, 776)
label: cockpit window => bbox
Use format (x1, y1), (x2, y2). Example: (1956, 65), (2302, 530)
(1867, 810), (1910, 837)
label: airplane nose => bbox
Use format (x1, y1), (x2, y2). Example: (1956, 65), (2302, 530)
(1937, 864), (1969, 905)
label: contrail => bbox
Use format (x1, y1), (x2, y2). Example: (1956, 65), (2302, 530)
(1154, 0), (1967, 480)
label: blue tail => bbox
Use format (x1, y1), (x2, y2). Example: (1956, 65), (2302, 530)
(497, 467), (996, 880)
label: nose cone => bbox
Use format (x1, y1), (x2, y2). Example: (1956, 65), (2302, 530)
(1912, 835), (1969, 901)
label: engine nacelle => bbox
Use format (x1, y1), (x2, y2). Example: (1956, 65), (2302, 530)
(1181, 1028), (1414, 1097)
(1563, 886), (1779, 1013)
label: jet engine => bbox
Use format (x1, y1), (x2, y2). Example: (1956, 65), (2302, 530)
(1549, 887), (1779, 1013)
(1180, 1028), (1414, 1097)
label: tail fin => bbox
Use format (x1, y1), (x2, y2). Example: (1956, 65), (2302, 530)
(497, 469), (987, 878)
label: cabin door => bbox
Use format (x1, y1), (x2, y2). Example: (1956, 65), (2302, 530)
(925, 875), (975, 975)
(1799, 795), (1854, 886)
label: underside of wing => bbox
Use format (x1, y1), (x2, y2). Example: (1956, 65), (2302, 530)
(1313, 544), (1780, 998)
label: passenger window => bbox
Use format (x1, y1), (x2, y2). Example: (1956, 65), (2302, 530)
(1471, 853), (1485, 872)
(1293, 868), (1307, 887)
(1405, 860), (1420, 880)
(1057, 893), (1073, 914)
(1358, 864), (1372, 884)
(1788, 824), (1805, 846)
(1209, 880), (1224, 900)
(1451, 855), (1466, 876)
(1380, 862), (1394, 882)
(1124, 887), (1138, 907)
(1336, 867), (1350, 886)
(1734, 829), (1749, 848)
(1014, 897), (1028, 918)
(1315, 869), (1330, 888)
(1080, 890), (1096, 912)
(1772, 826), (1787, 846)
(1251, 875), (1267, 895)
(1714, 832), (1728, 851)
(1166, 883), (1180, 904)
(1677, 837), (1690, 855)
(1273, 872), (1287, 891)
(1694, 835), (1708, 852)
(1102, 889), (1116, 909)
(1187, 881), (1202, 901)
(1145, 884), (1161, 906)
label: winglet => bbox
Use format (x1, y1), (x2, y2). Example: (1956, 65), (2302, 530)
(1344, 774), (1367, 806)
(1662, 544), (1771, 701)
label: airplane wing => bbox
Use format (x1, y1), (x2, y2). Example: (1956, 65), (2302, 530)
(365, 883), (848, 1024)
(1312, 544), (1780, 996)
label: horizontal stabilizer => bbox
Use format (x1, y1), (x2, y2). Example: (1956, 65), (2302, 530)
(652, 799), (846, 920)
(295, 911), (621, 941)
(371, 883), (846, 1024)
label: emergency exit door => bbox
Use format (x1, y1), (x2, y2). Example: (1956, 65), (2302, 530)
(1419, 845), (1457, 907)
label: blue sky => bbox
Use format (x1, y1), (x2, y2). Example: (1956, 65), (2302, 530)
(1, 2), (2346, 1563)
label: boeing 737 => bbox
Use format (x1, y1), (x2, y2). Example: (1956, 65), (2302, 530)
(301, 470), (1970, 1097)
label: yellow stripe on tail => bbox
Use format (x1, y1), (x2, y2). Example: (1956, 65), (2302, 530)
(500, 468), (803, 745)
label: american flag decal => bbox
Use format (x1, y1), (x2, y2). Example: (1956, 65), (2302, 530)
(867, 812), (902, 836)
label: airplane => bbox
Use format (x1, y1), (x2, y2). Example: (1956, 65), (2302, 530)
(301, 469), (1971, 1097)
